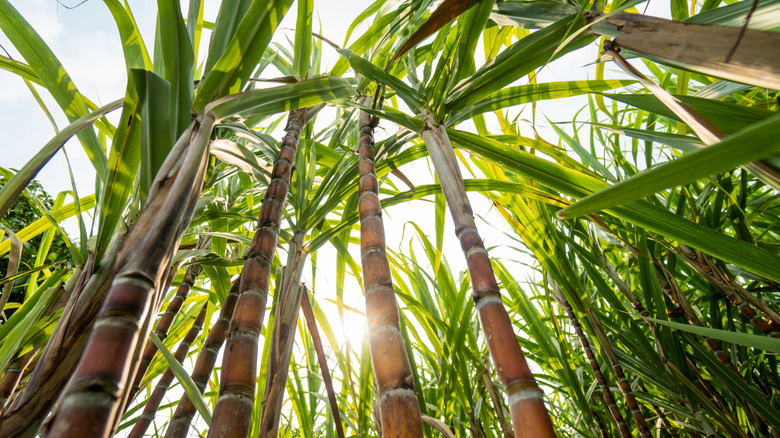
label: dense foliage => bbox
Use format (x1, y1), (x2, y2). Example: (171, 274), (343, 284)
(0, 0), (778, 437)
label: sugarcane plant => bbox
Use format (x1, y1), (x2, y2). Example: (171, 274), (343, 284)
(1, 0), (780, 437)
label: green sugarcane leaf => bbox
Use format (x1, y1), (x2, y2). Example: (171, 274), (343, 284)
(194, 0), (294, 110)
(596, 124), (705, 152)
(157, 0), (194, 139)
(558, 112), (780, 219)
(104, 0), (152, 70)
(387, 0), (477, 69)
(646, 318), (780, 354)
(450, 0), (494, 85)
(449, 80), (635, 125)
(293, 0), (313, 79)
(137, 70), (173, 200)
(0, 262), (64, 287)
(0, 281), (59, 375)
(687, 337), (780, 429)
(330, 9), (401, 77)
(340, 50), (424, 112)
(0, 0), (108, 180)
(548, 119), (616, 182)
(207, 76), (355, 120)
(202, 0), (253, 77)
(95, 71), (145, 261)
(187, 0), (204, 57)
(605, 93), (775, 135)
(447, 129), (780, 283)
(148, 332), (211, 424)
(685, 0), (780, 29)
(345, 101), (424, 132)
(0, 195), (95, 256)
(490, 1), (578, 28)
(0, 55), (40, 85)
(446, 13), (594, 113)
(0, 100), (121, 220)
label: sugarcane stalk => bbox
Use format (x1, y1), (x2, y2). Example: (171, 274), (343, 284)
(586, 312), (652, 438)
(420, 117), (554, 438)
(0, 249), (111, 438)
(113, 259), (182, 431)
(44, 115), (213, 438)
(0, 349), (37, 412)
(207, 108), (308, 438)
(165, 278), (240, 438)
(553, 288), (631, 438)
(257, 230), (309, 437)
(300, 289), (346, 438)
(128, 302), (207, 438)
(359, 107), (424, 437)
(128, 258), (205, 402)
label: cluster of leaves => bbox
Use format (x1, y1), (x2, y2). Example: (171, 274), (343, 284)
(0, 171), (68, 308)
(0, 0), (778, 437)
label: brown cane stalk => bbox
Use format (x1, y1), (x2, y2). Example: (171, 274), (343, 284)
(128, 258), (205, 402)
(420, 117), (554, 438)
(571, 260), (661, 436)
(358, 106), (424, 437)
(586, 313), (653, 438)
(207, 108), (308, 438)
(0, 349), (37, 412)
(128, 302), (208, 438)
(257, 230), (309, 437)
(44, 116), (213, 438)
(165, 278), (240, 438)
(552, 288), (631, 438)
(300, 288), (346, 438)
(0, 247), (115, 438)
(112, 258), (181, 431)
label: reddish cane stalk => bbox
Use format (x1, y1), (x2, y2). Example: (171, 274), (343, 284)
(554, 290), (631, 437)
(585, 313), (652, 438)
(257, 230), (308, 437)
(128, 302), (208, 438)
(129, 261), (204, 401)
(421, 119), (555, 438)
(165, 279), (239, 438)
(207, 108), (307, 438)
(44, 117), (213, 438)
(0, 349), (38, 412)
(300, 289), (346, 438)
(1, 249), (115, 437)
(358, 108), (424, 437)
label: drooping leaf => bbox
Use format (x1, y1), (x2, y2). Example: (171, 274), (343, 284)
(558, 112), (780, 219)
